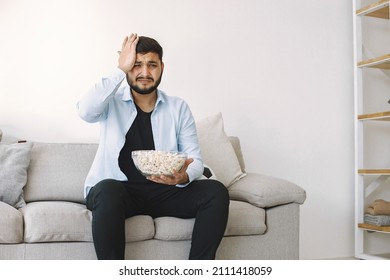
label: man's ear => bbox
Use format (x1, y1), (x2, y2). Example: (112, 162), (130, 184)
(161, 61), (165, 72)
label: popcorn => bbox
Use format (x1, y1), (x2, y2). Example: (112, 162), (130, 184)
(131, 150), (187, 176)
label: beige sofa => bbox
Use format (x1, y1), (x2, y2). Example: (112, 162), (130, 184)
(0, 115), (306, 260)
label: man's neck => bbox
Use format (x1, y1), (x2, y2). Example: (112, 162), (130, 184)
(132, 90), (157, 113)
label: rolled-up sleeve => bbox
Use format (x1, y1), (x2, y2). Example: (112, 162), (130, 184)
(77, 68), (126, 123)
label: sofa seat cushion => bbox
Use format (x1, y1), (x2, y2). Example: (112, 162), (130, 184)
(153, 200), (266, 241)
(124, 215), (155, 242)
(21, 202), (155, 243)
(0, 201), (24, 243)
(224, 200), (266, 236)
(21, 201), (93, 243)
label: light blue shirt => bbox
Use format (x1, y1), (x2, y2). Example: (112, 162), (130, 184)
(77, 68), (204, 198)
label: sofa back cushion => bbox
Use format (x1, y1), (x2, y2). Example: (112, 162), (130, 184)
(24, 143), (98, 204)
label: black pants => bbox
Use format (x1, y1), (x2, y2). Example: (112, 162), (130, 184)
(86, 178), (229, 260)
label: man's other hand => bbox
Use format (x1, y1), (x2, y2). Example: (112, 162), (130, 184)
(147, 158), (194, 185)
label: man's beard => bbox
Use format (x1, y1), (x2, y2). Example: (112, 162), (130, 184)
(128, 74), (163, 95)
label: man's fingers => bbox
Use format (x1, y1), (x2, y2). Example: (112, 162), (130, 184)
(184, 158), (194, 168)
(126, 33), (138, 47)
(120, 34), (138, 53)
(130, 34), (139, 52)
(130, 33), (137, 41)
(121, 36), (128, 50)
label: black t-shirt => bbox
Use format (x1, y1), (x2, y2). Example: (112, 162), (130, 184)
(118, 104), (155, 182)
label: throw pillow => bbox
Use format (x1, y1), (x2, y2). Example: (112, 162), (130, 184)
(196, 112), (246, 187)
(0, 142), (33, 208)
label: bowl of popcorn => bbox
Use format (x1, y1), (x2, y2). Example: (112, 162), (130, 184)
(131, 150), (187, 177)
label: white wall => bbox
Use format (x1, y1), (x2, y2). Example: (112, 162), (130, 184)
(0, 0), (355, 259)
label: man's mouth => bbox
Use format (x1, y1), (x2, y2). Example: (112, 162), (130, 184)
(136, 77), (154, 83)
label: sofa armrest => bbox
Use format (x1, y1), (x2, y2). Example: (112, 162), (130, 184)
(228, 172), (306, 208)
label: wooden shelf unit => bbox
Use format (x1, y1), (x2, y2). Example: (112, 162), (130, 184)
(356, 0), (389, 19)
(354, 0), (390, 260)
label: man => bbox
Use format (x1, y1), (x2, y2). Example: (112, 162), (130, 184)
(77, 34), (229, 260)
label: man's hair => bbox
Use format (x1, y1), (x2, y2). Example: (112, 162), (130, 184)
(136, 36), (163, 61)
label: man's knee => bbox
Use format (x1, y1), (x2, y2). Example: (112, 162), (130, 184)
(94, 179), (124, 193)
(202, 179), (230, 206)
(89, 179), (126, 206)
(210, 179), (228, 194)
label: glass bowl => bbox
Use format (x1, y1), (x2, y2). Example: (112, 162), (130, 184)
(131, 150), (187, 176)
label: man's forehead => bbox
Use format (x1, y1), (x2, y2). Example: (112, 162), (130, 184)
(136, 52), (160, 62)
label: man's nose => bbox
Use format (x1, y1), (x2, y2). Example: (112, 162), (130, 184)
(140, 65), (150, 76)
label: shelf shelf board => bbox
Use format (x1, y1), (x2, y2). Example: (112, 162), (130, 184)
(355, 252), (390, 260)
(356, 0), (389, 19)
(358, 223), (390, 233)
(358, 111), (390, 121)
(357, 54), (390, 69)
(358, 169), (390, 175)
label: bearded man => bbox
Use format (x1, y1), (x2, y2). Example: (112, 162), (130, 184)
(77, 34), (229, 260)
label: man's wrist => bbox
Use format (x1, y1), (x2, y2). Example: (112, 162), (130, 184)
(181, 173), (190, 184)
(117, 66), (127, 75)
